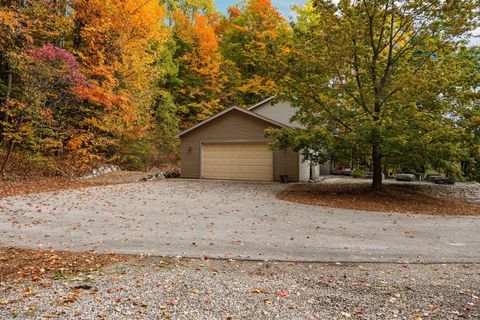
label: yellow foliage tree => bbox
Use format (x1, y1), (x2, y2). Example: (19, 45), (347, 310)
(72, 0), (167, 163)
(173, 11), (227, 124)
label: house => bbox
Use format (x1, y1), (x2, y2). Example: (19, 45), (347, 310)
(175, 97), (331, 182)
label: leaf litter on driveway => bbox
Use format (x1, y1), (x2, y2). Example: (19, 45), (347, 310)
(0, 257), (479, 320)
(1, 180), (479, 263)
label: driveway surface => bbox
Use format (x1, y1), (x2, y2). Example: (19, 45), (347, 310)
(0, 180), (479, 263)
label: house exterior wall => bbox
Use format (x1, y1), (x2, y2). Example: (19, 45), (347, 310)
(319, 160), (333, 175)
(180, 109), (299, 181)
(311, 164), (320, 179)
(299, 152), (311, 182)
(273, 149), (299, 182)
(250, 100), (303, 128)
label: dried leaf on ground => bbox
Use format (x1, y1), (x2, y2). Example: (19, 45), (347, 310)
(0, 247), (132, 281)
(278, 184), (480, 216)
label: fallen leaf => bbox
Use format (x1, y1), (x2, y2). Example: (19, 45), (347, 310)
(276, 290), (289, 298)
(251, 288), (271, 294)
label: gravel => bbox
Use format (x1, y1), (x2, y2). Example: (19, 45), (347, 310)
(1, 259), (479, 319)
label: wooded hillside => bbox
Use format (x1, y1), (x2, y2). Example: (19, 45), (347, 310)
(0, 0), (289, 176)
(0, 0), (478, 184)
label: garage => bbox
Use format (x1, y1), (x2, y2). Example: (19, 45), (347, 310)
(176, 106), (300, 181)
(202, 142), (273, 181)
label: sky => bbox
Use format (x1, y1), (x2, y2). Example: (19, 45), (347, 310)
(215, 0), (479, 45)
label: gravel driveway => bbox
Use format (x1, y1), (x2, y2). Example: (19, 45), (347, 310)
(0, 259), (479, 319)
(0, 179), (479, 263)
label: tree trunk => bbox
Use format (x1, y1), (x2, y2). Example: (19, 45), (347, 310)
(371, 141), (383, 191)
(6, 67), (12, 102)
(1, 139), (15, 174)
(73, 21), (83, 51)
(0, 67), (13, 147)
(0, 113), (23, 175)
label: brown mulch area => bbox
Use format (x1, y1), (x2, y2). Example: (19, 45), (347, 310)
(0, 171), (154, 198)
(0, 247), (133, 282)
(278, 184), (480, 216)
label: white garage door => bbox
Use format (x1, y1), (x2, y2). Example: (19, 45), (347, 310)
(202, 143), (273, 181)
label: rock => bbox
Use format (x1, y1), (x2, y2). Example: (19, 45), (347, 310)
(164, 170), (180, 179)
(424, 174), (455, 185)
(395, 174), (416, 182)
(79, 165), (122, 180)
(425, 174), (443, 183)
(433, 177), (455, 185)
(331, 169), (352, 176)
(139, 170), (179, 182)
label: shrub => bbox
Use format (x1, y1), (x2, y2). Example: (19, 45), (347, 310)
(352, 168), (366, 178)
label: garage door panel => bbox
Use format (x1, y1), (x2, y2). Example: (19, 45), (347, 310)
(202, 159), (271, 166)
(202, 166), (272, 174)
(203, 152), (271, 158)
(202, 143), (273, 181)
(201, 172), (268, 180)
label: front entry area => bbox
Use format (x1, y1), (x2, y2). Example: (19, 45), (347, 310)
(201, 142), (273, 181)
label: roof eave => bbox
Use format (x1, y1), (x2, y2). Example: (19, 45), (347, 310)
(174, 105), (290, 138)
(247, 96), (276, 111)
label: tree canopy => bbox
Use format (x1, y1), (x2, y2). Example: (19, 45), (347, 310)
(268, 0), (479, 189)
(0, 0), (284, 173)
(0, 0), (478, 185)
(219, 0), (292, 106)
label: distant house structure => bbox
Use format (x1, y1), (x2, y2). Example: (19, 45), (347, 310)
(175, 97), (332, 182)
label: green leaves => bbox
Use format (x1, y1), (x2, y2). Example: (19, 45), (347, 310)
(271, 0), (479, 184)
(219, 0), (292, 106)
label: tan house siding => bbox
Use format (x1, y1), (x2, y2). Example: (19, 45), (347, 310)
(273, 149), (299, 182)
(250, 100), (303, 128)
(180, 109), (299, 181)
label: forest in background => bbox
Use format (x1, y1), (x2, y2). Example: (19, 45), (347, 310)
(0, 0), (479, 183)
(0, 0), (289, 177)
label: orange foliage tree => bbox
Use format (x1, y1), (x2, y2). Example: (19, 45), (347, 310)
(172, 11), (227, 125)
(72, 0), (168, 166)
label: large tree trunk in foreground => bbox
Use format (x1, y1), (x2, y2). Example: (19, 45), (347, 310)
(371, 142), (383, 191)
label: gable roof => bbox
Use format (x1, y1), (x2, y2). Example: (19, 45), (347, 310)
(174, 105), (290, 138)
(248, 97), (303, 128)
(247, 96), (275, 111)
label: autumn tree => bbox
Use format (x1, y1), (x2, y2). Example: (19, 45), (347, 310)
(171, 11), (227, 125)
(0, 1), (73, 173)
(0, 44), (88, 172)
(72, 0), (167, 168)
(269, 0), (479, 191)
(219, 0), (291, 106)
(0, 0), (72, 126)
(162, 0), (215, 20)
